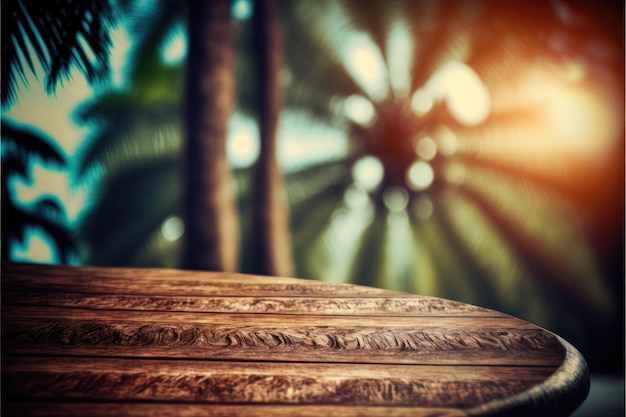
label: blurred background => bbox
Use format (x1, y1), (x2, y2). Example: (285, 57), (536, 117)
(2, 0), (623, 415)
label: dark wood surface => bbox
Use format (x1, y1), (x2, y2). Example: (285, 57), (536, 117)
(1, 262), (589, 416)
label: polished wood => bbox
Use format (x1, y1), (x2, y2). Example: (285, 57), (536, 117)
(1, 262), (589, 416)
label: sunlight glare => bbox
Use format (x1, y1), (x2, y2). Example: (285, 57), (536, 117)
(407, 161), (434, 191)
(344, 94), (376, 126)
(548, 86), (619, 156)
(343, 32), (389, 102)
(352, 156), (384, 191)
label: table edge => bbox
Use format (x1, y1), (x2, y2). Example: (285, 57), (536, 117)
(466, 333), (590, 417)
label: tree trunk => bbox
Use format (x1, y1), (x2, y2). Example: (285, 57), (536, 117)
(250, 0), (294, 277)
(182, 0), (239, 271)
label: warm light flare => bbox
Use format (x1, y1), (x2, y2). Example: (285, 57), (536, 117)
(547, 85), (620, 157)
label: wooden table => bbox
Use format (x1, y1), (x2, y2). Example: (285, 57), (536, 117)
(1, 262), (589, 416)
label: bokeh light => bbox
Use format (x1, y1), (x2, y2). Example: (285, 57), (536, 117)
(415, 136), (437, 160)
(344, 94), (376, 127)
(411, 88), (434, 116)
(352, 155), (384, 191)
(344, 183), (370, 209)
(227, 115), (260, 168)
(232, 0), (253, 21)
(433, 125), (459, 157)
(160, 24), (187, 66)
(428, 61), (490, 126)
(161, 216), (184, 242)
(407, 161), (435, 191)
(413, 195), (434, 220)
(383, 186), (409, 212)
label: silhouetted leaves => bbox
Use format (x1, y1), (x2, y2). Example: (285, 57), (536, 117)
(2, 0), (116, 107)
(1, 119), (75, 262)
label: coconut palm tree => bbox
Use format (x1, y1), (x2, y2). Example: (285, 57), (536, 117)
(249, 0), (294, 276)
(181, 0), (240, 272)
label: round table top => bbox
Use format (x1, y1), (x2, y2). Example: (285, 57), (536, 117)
(1, 262), (589, 416)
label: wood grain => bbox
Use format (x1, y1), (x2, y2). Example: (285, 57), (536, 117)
(2, 403), (468, 417)
(3, 315), (564, 365)
(3, 262), (398, 297)
(2, 291), (502, 316)
(0, 262), (589, 416)
(2, 357), (554, 406)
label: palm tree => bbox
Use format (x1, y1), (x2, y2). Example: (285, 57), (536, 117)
(249, 0), (294, 276)
(181, 0), (239, 272)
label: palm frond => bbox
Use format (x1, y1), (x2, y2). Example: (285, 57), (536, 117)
(77, 156), (181, 265)
(2, 0), (116, 108)
(1, 119), (66, 169)
(280, 0), (363, 119)
(1, 192), (75, 262)
(73, 98), (181, 181)
(1, 157), (29, 181)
